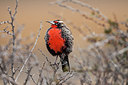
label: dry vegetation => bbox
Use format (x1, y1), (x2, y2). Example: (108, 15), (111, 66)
(0, 0), (128, 85)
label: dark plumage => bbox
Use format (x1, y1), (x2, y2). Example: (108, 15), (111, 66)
(44, 20), (73, 72)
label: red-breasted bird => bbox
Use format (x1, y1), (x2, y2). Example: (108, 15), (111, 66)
(44, 20), (73, 72)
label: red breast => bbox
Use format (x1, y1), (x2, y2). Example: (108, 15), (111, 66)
(48, 26), (65, 53)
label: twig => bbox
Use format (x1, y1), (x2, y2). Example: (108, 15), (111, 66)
(7, 0), (18, 79)
(1, 74), (18, 85)
(38, 49), (61, 84)
(37, 62), (47, 85)
(30, 74), (37, 85)
(0, 21), (9, 25)
(13, 0), (18, 18)
(59, 72), (71, 81)
(88, 35), (115, 49)
(70, 0), (108, 21)
(52, 0), (106, 28)
(111, 47), (128, 57)
(23, 67), (32, 85)
(58, 71), (74, 84)
(38, 49), (52, 65)
(15, 21), (43, 82)
(0, 26), (13, 35)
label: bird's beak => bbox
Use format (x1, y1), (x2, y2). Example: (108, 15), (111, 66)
(46, 21), (55, 24)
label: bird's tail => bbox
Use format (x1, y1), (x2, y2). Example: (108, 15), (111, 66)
(59, 54), (70, 72)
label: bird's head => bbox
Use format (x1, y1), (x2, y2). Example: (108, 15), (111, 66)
(47, 20), (64, 28)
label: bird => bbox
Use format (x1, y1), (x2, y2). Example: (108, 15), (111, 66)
(44, 20), (73, 72)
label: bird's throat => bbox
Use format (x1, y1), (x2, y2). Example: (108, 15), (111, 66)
(51, 24), (57, 28)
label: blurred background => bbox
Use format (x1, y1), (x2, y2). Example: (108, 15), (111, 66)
(0, 0), (128, 85)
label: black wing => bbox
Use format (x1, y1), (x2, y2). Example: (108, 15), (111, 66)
(61, 26), (74, 54)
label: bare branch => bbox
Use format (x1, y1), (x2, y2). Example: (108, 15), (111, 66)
(70, 0), (108, 21)
(7, 0), (19, 79)
(111, 47), (128, 57)
(23, 67), (32, 85)
(0, 21), (9, 25)
(15, 21), (43, 82)
(1, 74), (18, 85)
(37, 62), (47, 85)
(13, 0), (18, 18)
(52, 0), (107, 28)
(38, 49), (52, 65)
(58, 71), (74, 85)
(0, 26), (13, 35)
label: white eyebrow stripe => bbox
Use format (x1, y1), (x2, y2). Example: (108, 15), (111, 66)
(58, 21), (63, 23)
